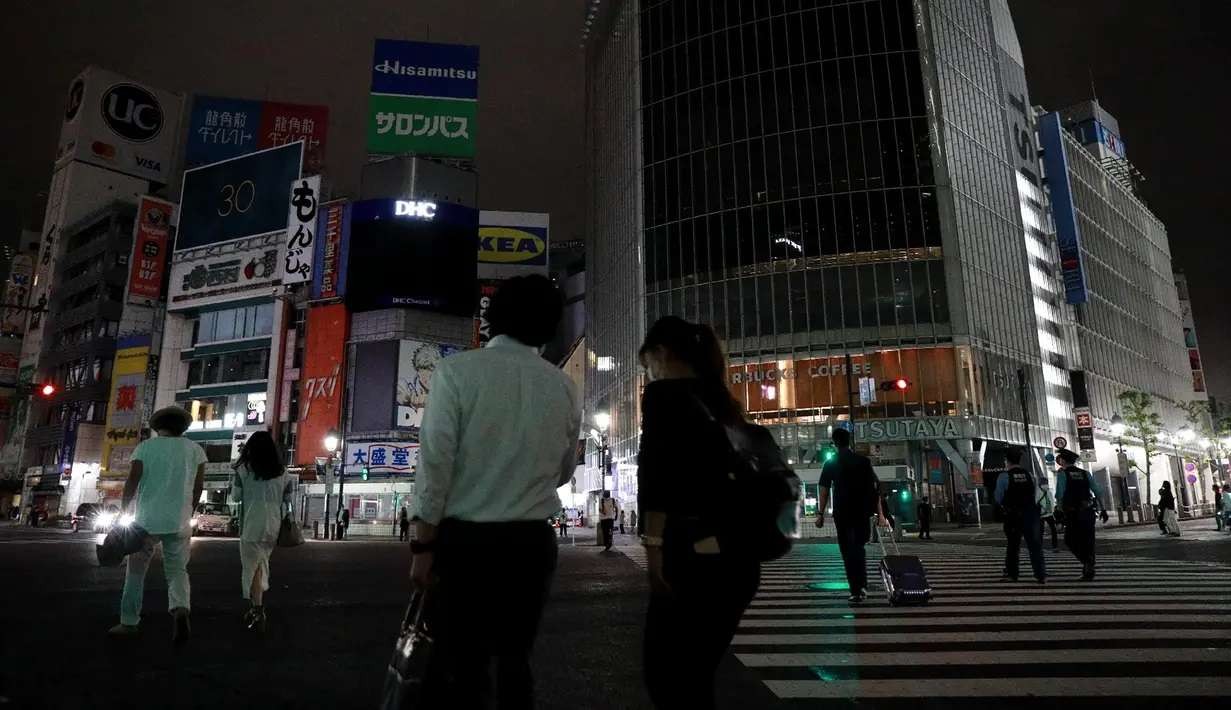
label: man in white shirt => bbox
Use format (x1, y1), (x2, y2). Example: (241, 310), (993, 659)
(410, 275), (581, 709)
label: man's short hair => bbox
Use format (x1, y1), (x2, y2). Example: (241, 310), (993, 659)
(487, 275), (563, 348)
(831, 427), (851, 448)
(1056, 448), (1079, 465)
(1004, 447), (1023, 465)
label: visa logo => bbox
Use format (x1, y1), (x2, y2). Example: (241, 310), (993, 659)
(478, 227), (546, 264)
(136, 156), (161, 171)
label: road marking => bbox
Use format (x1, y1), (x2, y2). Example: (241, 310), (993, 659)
(738, 613), (1200, 628)
(763, 676), (1229, 699)
(731, 628), (1227, 645)
(742, 603), (1229, 616)
(737, 647), (1229, 667)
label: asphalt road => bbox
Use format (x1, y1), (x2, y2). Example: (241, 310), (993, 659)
(0, 525), (1227, 709)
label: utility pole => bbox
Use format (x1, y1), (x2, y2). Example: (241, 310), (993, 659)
(845, 353), (859, 426)
(1017, 368), (1035, 477)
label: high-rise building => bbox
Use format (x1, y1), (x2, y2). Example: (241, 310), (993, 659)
(1038, 103), (1199, 509)
(585, 0), (1073, 520)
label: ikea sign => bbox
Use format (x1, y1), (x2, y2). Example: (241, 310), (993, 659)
(478, 226), (546, 264)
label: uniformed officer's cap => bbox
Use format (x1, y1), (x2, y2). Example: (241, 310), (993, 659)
(1055, 448), (1079, 464)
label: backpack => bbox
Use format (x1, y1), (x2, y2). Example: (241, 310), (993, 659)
(694, 396), (802, 561)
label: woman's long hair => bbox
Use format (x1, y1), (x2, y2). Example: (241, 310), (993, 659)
(640, 316), (743, 424)
(236, 430), (284, 481)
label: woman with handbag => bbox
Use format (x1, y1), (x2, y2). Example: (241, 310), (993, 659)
(1158, 480), (1181, 537)
(231, 430), (292, 631)
(637, 316), (761, 709)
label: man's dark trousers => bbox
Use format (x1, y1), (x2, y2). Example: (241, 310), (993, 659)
(834, 517), (870, 593)
(422, 519), (557, 709)
(1003, 508), (1046, 580)
(1063, 508), (1097, 572)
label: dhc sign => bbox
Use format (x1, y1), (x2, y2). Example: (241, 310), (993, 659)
(395, 200), (436, 219)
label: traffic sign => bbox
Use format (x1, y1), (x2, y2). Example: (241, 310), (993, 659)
(1186, 474), (1198, 484)
(1044, 452), (1056, 464)
(1053, 436), (1068, 449)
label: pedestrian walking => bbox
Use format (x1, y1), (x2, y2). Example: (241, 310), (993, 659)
(1054, 449), (1107, 581)
(916, 496), (932, 539)
(399, 507), (410, 542)
(1213, 484), (1223, 531)
(636, 316), (764, 709)
(630, 509), (638, 535)
(619, 508), (626, 535)
(409, 275), (581, 708)
(1158, 481), (1181, 537)
(994, 448), (1046, 584)
(337, 507), (349, 540)
(557, 514), (569, 538)
(1037, 478), (1059, 551)
(1222, 485), (1231, 531)
(110, 407), (206, 643)
(815, 428), (888, 604)
(599, 491), (618, 550)
(230, 431), (290, 632)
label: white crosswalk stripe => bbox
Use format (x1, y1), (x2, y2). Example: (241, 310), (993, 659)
(619, 541), (1231, 704)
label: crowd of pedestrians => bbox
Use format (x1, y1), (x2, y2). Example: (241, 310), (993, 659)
(101, 275), (1226, 709)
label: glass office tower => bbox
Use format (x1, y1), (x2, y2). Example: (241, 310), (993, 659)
(586, 0), (1067, 517)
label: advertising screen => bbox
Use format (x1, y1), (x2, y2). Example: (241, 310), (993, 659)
(345, 199), (477, 316)
(176, 142), (304, 251)
(185, 95), (329, 173)
(396, 340), (462, 436)
(367, 39), (478, 157)
(295, 304), (349, 465)
(127, 196), (175, 304)
(100, 337), (151, 479)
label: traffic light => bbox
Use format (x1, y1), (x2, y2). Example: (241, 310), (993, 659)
(879, 378), (911, 392)
(39, 383), (56, 398)
(899, 488), (912, 502)
(361, 466), (370, 481)
(819, 445), (837, 463)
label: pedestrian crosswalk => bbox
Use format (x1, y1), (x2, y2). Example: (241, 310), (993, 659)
(619, 541), (1231, 705)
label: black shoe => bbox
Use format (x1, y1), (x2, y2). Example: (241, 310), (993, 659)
(1035, 576), (1047, 585)
(244, 606), (267, 632)
(847, 590), (868, 604)
(1000, 574), (1017, 583)
(171, 608), (191, 646)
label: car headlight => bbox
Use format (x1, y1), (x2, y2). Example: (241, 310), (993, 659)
(118, 513), (135, 527)
(96, 513), (117, 528)
(191, 517), (199, 527)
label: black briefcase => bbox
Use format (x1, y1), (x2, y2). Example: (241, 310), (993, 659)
(379, 592), (434, 710)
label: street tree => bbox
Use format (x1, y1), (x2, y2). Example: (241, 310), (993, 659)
(1117, 390), (1163, 507)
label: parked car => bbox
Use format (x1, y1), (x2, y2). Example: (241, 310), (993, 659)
(70, 503), (99, 533)
(191, 502), (238, 536)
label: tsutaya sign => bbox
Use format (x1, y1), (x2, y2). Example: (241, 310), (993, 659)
(852, 417), (971, 443)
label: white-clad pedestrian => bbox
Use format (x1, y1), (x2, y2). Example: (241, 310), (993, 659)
(230, 430), (292, 631)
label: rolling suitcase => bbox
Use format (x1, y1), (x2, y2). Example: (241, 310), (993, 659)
(875, 517), (931, 606)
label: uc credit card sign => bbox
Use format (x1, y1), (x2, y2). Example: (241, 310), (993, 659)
(477, 211), (549, 279)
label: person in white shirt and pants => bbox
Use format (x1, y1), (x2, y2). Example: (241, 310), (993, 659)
(409, 275), (581, 709)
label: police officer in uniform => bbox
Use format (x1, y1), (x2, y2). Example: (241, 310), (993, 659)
(994, 448), (1046, 584)
(1054, 449), (1108, 581)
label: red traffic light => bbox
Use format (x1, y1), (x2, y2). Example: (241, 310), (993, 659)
(879, 378), (912, 392)
(40, 383), (56, 397)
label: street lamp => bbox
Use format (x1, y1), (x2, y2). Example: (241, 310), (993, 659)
(1110, 414), (1126, 453)
(324, 429), (342, 540)
(592, 409), (612, 548)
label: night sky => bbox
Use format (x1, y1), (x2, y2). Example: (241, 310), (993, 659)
(0, 1), (1225, 403)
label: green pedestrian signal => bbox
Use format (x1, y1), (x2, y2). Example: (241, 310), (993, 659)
(361, 467), (370, 481)
(820, 446), (837, 463)
(900, 489), (911, 502)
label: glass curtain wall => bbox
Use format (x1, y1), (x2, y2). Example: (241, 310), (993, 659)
(586, 0), (646, 477)
(638, 0), (951, 459)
